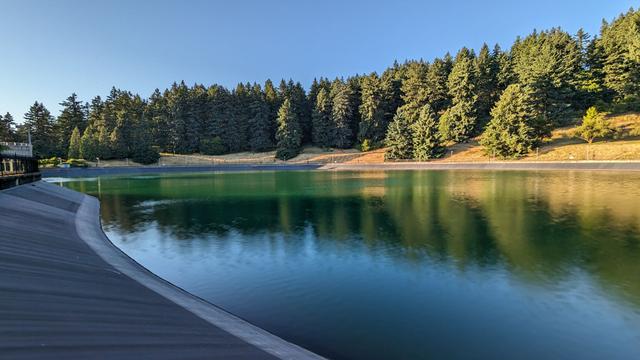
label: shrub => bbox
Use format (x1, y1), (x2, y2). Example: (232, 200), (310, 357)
(360, 139), (371, 152)
(275, 147), (298, 161)
(64, 159), (89, 168)
(200, 137), (227, 155)
(38, 157), (61, 168)
(574, 107), (612, 144)
(131, 147), (160, 165)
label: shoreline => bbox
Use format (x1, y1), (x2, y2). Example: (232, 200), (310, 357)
(41, 163), (322, 177)
(321, 160), (640, 171)
(40, 160), (640, 178)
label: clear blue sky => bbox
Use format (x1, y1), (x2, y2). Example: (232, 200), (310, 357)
(0, 0), (635, 122)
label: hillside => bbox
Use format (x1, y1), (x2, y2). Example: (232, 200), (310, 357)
(90, 112), (640, 167)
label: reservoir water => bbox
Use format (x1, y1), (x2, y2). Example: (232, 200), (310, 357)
(59, 170), (640, 359)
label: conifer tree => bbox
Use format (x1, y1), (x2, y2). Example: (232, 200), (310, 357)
(575, 106), (612, 144)
(109, 126), (127, 159)
(495, 44), (516, 91)
(380, 67), (403, 130)
(425, 56), (452, 113)
(23, 102), (56, 158)
(248, 92), (274, 152)
(131, 114), (160, 164)
(511, 28), (581, 126)
(68, 127), (81, 159)
(166, 81), (192, 153)
(86, 96), (104, 129)
(0, 112), (16, 141)
(358, 73), (387, 147)
(480, 84), (543, 158)
(311, 88), (333, 148)
(595, 9), (640, 100)
(203, 85), (230, 154)
(475, 44), (500, 130)
(226, 83), (250, 152)
(96, 125), (112, 159)
(80, 125), (99, 160)
(412, 105), (444, 160)
(289, 81), (310, 143)
(384, 109), (413, 160)
(398, 61), (429, 123)
(347, 76), (363, 140)
(275, 99), (302, 160)
(147, 89), (171, 151)
(439, 48), (479, 142)
(307, 78), (322, 115)
(330, 79), (355, 148)
(57, 93), (86, 156)
(263, 79), (280, 136)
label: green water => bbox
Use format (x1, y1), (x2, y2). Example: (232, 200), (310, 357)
(59, 170), (640, 359)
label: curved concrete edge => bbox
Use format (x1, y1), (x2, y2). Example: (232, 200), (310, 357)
(73, 192), (325, 360)
(41, 164), (322, 178)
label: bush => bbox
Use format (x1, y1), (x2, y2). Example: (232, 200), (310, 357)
(64, 159), (89, 168)
(275, 147), (299, 161)
(38, 157), (61, 168)
(360, 139), (371, 152)
(200, 137), (227, 155)
(131, 147), (160, 165)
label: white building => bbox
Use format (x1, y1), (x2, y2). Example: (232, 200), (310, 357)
(1, 142), (33, 157)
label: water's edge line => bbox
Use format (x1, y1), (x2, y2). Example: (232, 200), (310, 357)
(41, 161), (640, 178)
(71, 185), (325, 360)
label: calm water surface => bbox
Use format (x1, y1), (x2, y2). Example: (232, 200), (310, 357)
(60, 170), (640, 359)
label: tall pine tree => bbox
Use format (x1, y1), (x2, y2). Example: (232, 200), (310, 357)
(384, 109), (413, 160)
(311, 88), (333, 148)
(425, 55), (453, 113)
(475, 44), (500, 131)
(358, 73), (387, 147)
(23, 102), (56, 158)
(398, 61), (429, 123)
(0, 112), (16, 142)
(412, 105), (444, 160)
(68, 127), (81, 159)
(57, 93), (86, 156)
(330, 79), (356, 148)
(480, 84), (543, 158)
(595, 9), (640, 101)
(511, 28), (581, 127)
(275, 99), (302, 160)
(439, 47), (479, 142)
(248, 86), (274, 152)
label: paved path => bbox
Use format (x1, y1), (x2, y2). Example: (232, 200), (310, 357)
(0, 181), (323, 359)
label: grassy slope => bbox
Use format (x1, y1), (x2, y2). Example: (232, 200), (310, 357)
(95, 113), (640, 167)
(438, 112), (640, 162)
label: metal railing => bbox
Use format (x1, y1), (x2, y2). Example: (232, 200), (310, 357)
(0, 154), (39, 177)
